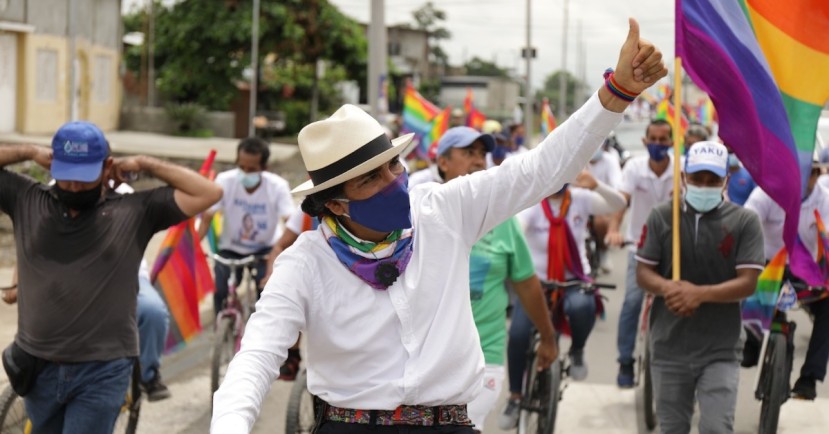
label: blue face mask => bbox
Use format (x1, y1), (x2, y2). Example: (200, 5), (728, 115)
(239, 171), (261, 189)
(646, 143), (669, 162)
(515, 135), (525, 147)
(340, 171), (412, 232)
(685, 184), (723, 213)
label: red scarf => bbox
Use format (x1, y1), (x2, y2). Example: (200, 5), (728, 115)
(540, 191), (588, 282)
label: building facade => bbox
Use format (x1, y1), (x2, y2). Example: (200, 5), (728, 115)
(0, 0), (121, 134)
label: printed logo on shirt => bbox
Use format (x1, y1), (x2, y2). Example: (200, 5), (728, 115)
(719, 230), (735, 258)
(484, 377), (497, 390)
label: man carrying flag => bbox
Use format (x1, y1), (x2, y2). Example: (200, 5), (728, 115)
(745, 161), (829, 400)
(636, 141), (765, 433)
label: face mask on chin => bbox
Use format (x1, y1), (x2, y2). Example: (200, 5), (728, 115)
(52, 182), (103, 211)
(337, 172), (412, 232)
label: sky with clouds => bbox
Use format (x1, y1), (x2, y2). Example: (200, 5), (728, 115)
(123, 0), (676, 91)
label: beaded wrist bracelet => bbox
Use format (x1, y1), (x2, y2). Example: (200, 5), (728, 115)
(603, 68), (638, 102)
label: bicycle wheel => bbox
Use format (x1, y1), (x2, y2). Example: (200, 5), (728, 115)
(211, 316), (237, 397)
(112, 362), (142, 434)
(758, 333), (788, 434)
(285, 370), (316, 434)
(642, 345), (656, 431)
(0, 386), (29, 434)
(518, 339), (560, 434)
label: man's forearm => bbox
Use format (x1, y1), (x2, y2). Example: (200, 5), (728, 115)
(636, 261), (669, 296)
(138, 156), (215, 197)
(0, 145), (37, 168)
(698, 269), (760, 303)
(608, 208), (626, 233)
(513, 276), (556, 340)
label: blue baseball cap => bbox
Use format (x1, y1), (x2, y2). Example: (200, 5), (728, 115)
(51, 121), (110, 182)
(435, 126), (496, 157)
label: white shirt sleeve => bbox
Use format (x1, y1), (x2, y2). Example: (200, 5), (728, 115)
(587, 181), (627, 215)
(273, 177), (296, 220)
(620, 160), (636, 196)
(605, 154), (623, 190)
(422, 92), (623, 247)
(743, 188), (768, 222)
(211, 249), (311, 433)
(210, 171), (232, 213)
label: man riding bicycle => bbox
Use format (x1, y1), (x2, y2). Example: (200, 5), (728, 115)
(500, 170), (626, 429)
(0, 121), (222, 433)
(745, 161), (829, 400)
(198, 137), (294, 315)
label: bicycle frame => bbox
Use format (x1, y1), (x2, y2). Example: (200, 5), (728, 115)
(212, 254), (261, 351)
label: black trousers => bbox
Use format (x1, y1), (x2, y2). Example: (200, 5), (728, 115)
(316, 422), (476, 433)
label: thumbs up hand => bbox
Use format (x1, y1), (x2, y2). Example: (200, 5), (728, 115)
(612, 18), (668, 95)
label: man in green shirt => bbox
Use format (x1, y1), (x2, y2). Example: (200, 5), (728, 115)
(417, 126), (557, 432)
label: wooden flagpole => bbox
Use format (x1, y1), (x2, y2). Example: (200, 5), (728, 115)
(672, 58), (683, 280)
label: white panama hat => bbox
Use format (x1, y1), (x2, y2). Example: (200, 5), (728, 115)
(291, 104), (414, 195)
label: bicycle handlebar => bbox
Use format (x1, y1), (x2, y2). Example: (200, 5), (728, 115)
(787, 281), (827, 292)
(540, 280), (617, 290)
(211, 254), (263, 269)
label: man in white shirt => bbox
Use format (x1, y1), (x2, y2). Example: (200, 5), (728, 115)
(211, 20), (667, 433)
(744, 165), (829, 400)
(198, 138), (294, 315)
(586, 140), (624, 273)
(606, 118), (676, 387)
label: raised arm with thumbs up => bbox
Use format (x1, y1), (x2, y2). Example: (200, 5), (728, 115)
(599, 18), (668, 113)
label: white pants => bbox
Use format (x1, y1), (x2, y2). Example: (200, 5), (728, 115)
(468, 364), (505, 431)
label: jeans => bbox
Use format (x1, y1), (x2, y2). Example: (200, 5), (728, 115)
(506, 288), (597, 394)
(650, 359), (739, 434)
(800, 296), (829, 382)
(213, 248), (271, 315)
(137, 274), (170, 383)
(616, 251), (644, 365)
(24, 358), (133, 434)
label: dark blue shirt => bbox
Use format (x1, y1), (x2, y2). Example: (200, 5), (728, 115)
(727, 167), (756, 206)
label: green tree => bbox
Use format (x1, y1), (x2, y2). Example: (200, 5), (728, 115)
(413, 2), (451, 73)
(536, 70), (586, 115)
(123, 0), (366, 115)
(464, 56), (508, 77)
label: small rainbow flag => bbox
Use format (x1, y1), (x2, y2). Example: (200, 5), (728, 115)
(151, 151), (217, 353)
(655, 99), (689, 140)
(463, 88), (486, 131)
(540, 98), (557, 136)
(403, 82), (441, 159)
(425, 107), (451, 159)
(742, 248), (787, 335)
(206, 210), (223, 254)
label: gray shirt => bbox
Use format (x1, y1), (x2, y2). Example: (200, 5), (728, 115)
(636, 201), (765, 363)
(0, 169), (187, 362)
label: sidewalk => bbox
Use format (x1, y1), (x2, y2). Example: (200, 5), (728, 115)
(0, 130), (298, 164)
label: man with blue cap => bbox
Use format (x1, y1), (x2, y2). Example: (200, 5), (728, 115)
(635, 141), (765, 433)
(0, 121), (222, 433)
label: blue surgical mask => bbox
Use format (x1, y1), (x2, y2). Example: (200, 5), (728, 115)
(515, 136), (525, 147)
(239, 171), (262, 189)
(339, 172), (412, 232)
(646, 143), (669, 162)
(728, 153), (740, 168)
(685, 184), (723, 213)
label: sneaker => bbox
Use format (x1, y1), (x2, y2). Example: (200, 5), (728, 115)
(569, 350), (588, 381)
(617, 362), (635, 388)
(278, 350), (302, 381)
(498, 398), (520, 430)
(791, 376), (817, 400)
(142, 374), (172, 402)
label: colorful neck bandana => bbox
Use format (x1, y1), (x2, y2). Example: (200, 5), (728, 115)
(540, 191), (588, 282)
(320, 216), (414, 290)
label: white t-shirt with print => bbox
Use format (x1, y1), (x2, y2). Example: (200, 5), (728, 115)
(587, 151), (622, 190)
(620, 155), (676, 251)
(213, 169), (294, 255)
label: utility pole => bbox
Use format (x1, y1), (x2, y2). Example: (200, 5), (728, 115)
(248, 0), (260, 137)
(558, 0), (569, 120)
(368, 0), (387, 117)
(524, 0), (532, 141)
(147, 0), (155, 107)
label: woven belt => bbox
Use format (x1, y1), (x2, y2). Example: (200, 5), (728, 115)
(323, 403), (472, 426)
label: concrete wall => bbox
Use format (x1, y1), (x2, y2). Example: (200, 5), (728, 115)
(0, 0), (26, 22)
(26, 0), (68, 36)
(93, 0), (119, 49)
(120, 106), (237, 139)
